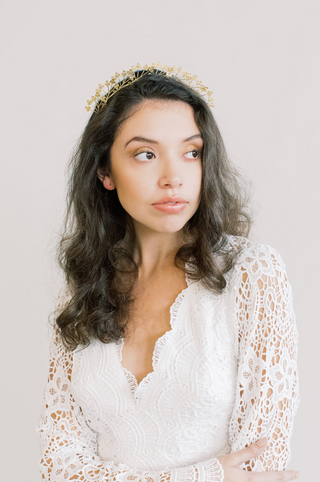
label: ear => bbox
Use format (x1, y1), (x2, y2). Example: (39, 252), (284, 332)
(97, 167), (116, 190)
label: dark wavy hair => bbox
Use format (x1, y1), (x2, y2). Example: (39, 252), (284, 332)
(56, 68), (252, 351)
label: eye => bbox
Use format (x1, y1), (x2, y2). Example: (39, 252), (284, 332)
(135, 150), (155, 161)
(185, 149), (200, 159)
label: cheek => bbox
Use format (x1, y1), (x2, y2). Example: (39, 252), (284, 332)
(124, 175), (150, 199)
(190, 164), (202, 194)
(115, 171), (151, 210)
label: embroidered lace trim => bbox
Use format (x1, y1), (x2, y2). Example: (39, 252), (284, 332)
(117, 267), (191, 396)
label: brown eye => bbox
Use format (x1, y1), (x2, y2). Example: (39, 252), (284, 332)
(185, 149), (199, 159)
(135, 150), (155, 161)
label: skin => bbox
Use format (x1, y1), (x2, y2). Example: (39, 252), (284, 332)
(97, 99), (203, 280)
(97, 99), (299, 481)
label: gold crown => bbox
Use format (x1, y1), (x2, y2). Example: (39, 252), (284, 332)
(85, 62), (214, 113)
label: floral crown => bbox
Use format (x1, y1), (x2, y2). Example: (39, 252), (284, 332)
(85, 62), (214, 113)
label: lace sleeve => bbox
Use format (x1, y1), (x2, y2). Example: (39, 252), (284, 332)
(228, 244), (300, 471)
(36, 287), (224, 482)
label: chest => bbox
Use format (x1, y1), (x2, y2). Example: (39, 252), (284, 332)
(120, 272), (189, 385)
(72, 283), (238, 408)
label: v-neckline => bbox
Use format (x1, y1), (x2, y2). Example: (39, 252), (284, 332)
(116, 266), (192, 398)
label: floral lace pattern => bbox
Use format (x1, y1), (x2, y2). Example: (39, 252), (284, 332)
(228, 237), (300, 471)
(36, 236), (300, 481)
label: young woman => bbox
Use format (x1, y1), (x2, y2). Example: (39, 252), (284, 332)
(36, 63), (300, 482)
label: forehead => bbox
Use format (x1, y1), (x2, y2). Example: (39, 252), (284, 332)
(132, 98), (194, 115)
(116, 99), (199, 141)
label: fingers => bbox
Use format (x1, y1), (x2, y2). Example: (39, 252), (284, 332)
(244, 470), (300, 481)
(223, 467), (300, 482)
(219, 439), (300, 481)
(226, 437), (269, 466)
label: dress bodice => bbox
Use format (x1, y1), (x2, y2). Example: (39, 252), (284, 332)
(71, 269), (237, 470)
(36, 235), (300, 482)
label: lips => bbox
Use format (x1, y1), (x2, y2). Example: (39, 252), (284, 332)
(152, 196), (187, 205)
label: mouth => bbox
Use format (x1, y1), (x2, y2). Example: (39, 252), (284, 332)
(152, 202), (187, 213)
(153, 201), (187, 205)
(152, 196), (187, 205)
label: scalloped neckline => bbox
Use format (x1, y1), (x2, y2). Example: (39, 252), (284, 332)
(117, 266), (192, 398)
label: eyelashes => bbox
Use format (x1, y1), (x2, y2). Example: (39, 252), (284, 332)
(135, 149), (201, 162)
(135, 150), (155, 161)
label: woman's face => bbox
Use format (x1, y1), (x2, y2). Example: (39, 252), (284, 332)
(100, 99), (203, 238)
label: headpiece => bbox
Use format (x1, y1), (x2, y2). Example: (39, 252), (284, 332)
(85, 62), (214, 113)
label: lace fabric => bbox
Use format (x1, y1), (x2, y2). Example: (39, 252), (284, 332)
(117, 270), (192, 398)
(36, 235), (300, 481)
(228, 238), (300, 471)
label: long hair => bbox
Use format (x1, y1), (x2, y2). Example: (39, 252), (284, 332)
(56, 69), (252, 350)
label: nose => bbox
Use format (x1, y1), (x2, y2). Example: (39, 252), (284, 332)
(159, 176), (183, 189)
(158, 156), (183, 189)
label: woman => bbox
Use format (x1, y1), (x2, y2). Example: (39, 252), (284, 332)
(36, 63), (300, 482)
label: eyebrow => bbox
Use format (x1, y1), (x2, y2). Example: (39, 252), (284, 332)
(125, 134), (203, 148)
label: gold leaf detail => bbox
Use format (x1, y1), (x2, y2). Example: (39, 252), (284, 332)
(85, 62), (214, 113)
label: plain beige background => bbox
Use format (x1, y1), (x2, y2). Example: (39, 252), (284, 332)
(1, 1), (319, 480)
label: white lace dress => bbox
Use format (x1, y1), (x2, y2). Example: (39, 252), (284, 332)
(36, 236), (300, 482)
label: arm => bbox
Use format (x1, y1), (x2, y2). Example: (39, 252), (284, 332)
(228, 244), (300, 471)
(36, 287), (224, 482)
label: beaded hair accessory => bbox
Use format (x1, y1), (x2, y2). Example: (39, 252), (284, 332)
(85, 62), (214, 113)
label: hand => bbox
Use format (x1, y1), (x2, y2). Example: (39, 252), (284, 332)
(217, 438), (300, 481)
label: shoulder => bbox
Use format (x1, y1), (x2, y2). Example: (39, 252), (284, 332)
(225, 236), (295, 331)
(225, 234), (287, 282)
